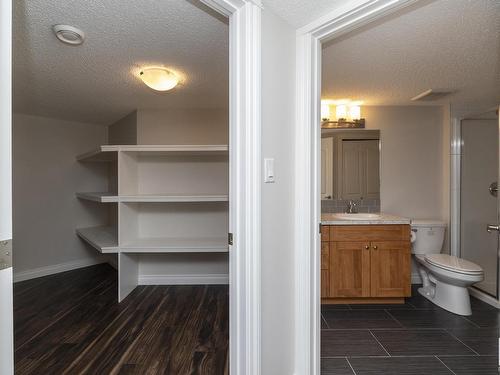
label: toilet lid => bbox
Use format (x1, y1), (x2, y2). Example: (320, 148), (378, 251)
(424, 254), (483, 275)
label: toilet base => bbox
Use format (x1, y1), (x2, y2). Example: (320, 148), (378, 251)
(418, 283), (472, 316)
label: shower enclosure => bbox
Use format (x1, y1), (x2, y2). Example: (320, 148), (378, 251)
(459, 108), (500, 300)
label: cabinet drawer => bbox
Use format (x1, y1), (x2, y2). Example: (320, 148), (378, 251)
(321, 225), (330, 241)
(330, 225), (409, 242)
(321, 242), (329, 270)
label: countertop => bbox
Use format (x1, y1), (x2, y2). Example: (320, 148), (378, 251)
(321, 213), (411, 225)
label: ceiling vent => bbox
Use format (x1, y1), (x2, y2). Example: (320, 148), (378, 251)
(52, 25), (85, 46)
(411, 89), (453, 102)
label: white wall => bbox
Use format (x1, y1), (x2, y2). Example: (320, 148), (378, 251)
(13, 114), (108, 278)
(261, 8), (295, 375)
(137, 108), (228, 145)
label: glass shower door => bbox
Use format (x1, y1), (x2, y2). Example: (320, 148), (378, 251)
(460, 110), (499, 297)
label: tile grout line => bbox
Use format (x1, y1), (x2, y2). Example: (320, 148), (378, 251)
(345, 357), (358, 375)
(322, 354), (494, 359)
(435, 355), (458, 375)
(369, 330), (391, 357)
(461, 316), (481, 328)
(384, 309), (405, 328)
(445, 329), (481, 356)
(321, 313), (330, 329)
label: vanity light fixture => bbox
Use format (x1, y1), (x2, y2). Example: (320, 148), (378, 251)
(139, 67), (179, 92)
(321, 100), (365, 129)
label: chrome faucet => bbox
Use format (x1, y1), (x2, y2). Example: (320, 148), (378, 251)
(345, 200), (358, 213)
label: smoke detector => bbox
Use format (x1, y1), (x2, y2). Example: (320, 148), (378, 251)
(411, 89), (453, 102)
(52, 25), (85, 46)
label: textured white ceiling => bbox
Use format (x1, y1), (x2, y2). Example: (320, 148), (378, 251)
(14, 0), (228, 125)
(322, 0), (500, 117)
(264, 0), (352, 28)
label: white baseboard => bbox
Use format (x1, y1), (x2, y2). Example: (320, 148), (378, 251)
(139, 273), (229, 285)
(14, 257), (107, 283)
(469, 287), (500, 309)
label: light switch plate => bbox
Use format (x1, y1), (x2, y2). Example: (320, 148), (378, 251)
(264, 158), (275, 183)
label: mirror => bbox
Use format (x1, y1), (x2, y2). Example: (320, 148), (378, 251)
(321, 129), (380, 213)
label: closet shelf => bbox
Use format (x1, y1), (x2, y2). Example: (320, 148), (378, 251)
(76, 192), (228, 203)
(76, 226), (119, 253)
(76, 192), (119, 202)
(120, 237), (228, 253)
(77, 144), (229, 161)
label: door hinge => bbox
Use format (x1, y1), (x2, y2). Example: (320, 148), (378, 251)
(228, 233), (233, 246)
(319, 223), (322, 234)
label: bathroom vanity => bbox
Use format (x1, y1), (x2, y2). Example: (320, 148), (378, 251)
(321, 213), (411, 304)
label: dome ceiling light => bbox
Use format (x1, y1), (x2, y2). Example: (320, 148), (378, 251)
(52, 24), (85, 46)
(139, 67), (179, 92)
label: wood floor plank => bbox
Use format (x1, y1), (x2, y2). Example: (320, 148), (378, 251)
(14, 264), (115, 348)
(14, 266), (229, 375)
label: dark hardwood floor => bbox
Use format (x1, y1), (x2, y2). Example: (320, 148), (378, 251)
(321, 285), (500, 375)
(14, 264), (229, 375)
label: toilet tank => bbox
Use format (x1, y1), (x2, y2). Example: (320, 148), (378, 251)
(411, 220), (447, 255)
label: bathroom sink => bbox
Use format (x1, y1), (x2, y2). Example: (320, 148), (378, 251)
(335, 213), (382, 220)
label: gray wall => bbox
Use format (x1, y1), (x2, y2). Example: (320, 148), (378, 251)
(362, 106), (449, 223)
(13, 114), (108, 278)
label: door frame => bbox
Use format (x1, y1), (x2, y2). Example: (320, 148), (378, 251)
(182, 1), (264, 373)
(0, 0), (13, 373)
(294, 1), (420, 373)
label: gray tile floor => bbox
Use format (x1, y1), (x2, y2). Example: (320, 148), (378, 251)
(321, 285), (499, 374)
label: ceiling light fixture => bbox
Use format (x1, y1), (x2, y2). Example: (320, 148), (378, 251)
(52, 24), (85, 46)
(139, 67), (179, 92)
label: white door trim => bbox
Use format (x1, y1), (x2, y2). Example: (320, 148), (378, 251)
(294, 1), (419, 374)
(200, 1), (262, 374)
(0, 0), (13, 373)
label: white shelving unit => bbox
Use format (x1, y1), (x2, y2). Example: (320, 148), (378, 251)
(75, 144), (229, 301)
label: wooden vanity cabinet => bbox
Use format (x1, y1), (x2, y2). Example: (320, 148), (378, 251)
(321, 224), (411, 304)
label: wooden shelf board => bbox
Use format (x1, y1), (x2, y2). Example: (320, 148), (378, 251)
(120, 237), (228, 253)
(77, 145), (228, 161)
(76, 146), (119, 162)
(119, 194), (229, 203)
(76, 226), (119, 253)
(76, 192), (119, 203)
(77, 192), (228, 203)
(119, 145), (228, 155)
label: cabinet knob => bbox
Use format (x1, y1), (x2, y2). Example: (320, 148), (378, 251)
(373, 245), (378, 250)
(364, 245), (369, 250)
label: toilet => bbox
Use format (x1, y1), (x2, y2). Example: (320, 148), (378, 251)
(411, 220), (484, 316)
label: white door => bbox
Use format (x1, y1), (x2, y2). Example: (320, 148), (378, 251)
(321, 137), (333, 199)
(0, 0), (13, 373)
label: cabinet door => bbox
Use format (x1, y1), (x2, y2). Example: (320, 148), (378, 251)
(329, 242), (370, 297)
(370, 241), (411, 297)
(321, 242), (330, 297)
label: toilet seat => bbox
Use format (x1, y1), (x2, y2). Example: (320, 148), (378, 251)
(424, 254), (483, 276)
